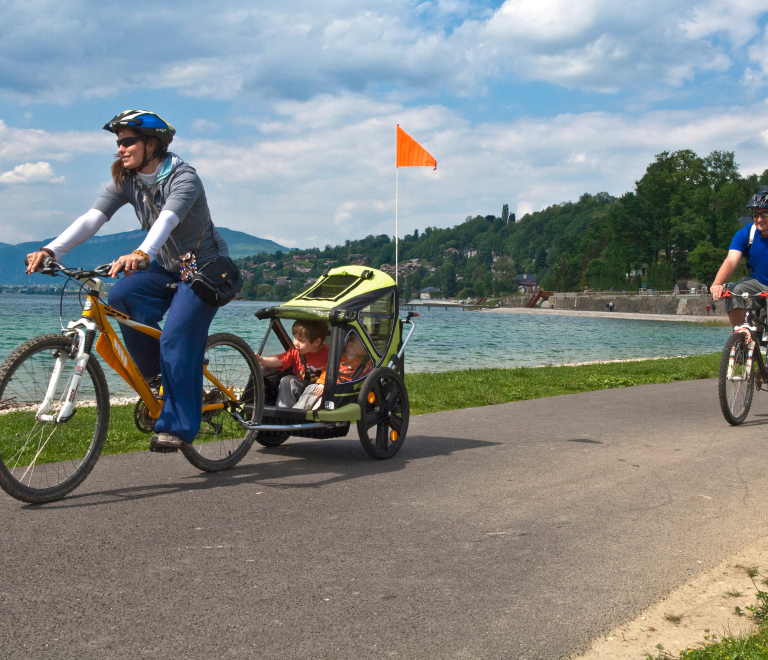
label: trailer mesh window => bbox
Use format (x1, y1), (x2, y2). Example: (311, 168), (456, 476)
(303, 275), (358, 300)
(358, 292), (394, 355)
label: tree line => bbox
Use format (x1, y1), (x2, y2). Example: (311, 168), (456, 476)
(236, 149), (767, 301)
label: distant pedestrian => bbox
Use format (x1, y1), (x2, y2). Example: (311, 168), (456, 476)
(609, 301), (614, 312)
(712, 302), (717, 313)
(706, 304), (711, 315)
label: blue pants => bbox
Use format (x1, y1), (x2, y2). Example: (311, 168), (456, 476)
(108, 262), (218, 442)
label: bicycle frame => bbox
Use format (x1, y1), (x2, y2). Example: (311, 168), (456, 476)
(44, 274), (237, 423)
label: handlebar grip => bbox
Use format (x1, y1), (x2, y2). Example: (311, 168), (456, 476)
(25, 256), (54, 269)
(109, 259), (150, 271)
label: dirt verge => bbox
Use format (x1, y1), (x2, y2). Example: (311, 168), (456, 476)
(573, 535), (768, 659)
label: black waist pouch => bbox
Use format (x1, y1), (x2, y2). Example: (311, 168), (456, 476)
(190, 256), (243, 307)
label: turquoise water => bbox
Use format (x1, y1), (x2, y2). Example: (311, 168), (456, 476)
(0, 294), (730, 395)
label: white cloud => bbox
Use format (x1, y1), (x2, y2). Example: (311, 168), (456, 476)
(0, 162), (64, 184)
(682, 0), (768, 46)
(0, 0), (763, 103)
(516, 202), (533, 217)
(264, 235), (300, 248)
(4, 95), (768, 245)
(489, 0), (604, 41)
(0, 120), (109, 164)
(166, 94), (768, 245)
(190, 119), (221, 133)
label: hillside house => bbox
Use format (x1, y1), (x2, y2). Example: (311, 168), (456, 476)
(420, 286), (440, 299)
(515, 273), (538, 293)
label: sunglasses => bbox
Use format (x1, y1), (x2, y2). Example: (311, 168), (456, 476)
(116, 136), (144, 148)
(754, 212), (768, 220)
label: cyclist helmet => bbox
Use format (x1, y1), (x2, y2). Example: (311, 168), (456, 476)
(103, 109), (175, 145)
(746, 189), (768, 210)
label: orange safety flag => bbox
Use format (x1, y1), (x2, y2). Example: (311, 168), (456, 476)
(396, 125), (436, 170)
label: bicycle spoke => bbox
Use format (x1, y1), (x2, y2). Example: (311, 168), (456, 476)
(182, 334), (260, 473)
(0, 335), (108, 503)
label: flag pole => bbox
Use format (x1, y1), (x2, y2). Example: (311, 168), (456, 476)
(395, 166), (399, 287)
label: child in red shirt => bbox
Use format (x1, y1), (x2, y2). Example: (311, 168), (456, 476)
(256, 319), (329, 407)
(294, 331), (372, 410)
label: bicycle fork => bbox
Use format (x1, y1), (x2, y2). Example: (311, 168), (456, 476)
(36, 319), (97, 424)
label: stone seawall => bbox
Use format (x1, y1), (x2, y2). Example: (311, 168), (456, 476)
(547, 294), (725, 317)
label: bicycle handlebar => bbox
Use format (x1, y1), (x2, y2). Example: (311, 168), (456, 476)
(721, 290), (768, 299)
(24, 257), (148, 279)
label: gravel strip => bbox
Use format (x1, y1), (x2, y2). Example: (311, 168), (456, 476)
(483, 307), (726, 323)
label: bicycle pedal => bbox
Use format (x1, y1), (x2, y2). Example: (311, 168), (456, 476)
(149, 445), (179, 454)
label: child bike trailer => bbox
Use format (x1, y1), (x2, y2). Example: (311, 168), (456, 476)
(235, 266), (417, 459)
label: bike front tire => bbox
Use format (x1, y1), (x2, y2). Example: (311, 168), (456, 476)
(718, 331), (756, 425)
(0, 334), (109, 504)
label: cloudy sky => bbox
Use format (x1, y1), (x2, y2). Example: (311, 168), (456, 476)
(2, 0), (768, 248)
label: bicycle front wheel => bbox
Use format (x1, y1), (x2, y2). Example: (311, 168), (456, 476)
(719, 331), (756, 425)
(181, 333), (264, 472)
(0, 334), (109, 504)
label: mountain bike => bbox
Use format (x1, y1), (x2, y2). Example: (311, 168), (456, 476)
(0, 258), (263, 504)
(718, 289), (768, 425)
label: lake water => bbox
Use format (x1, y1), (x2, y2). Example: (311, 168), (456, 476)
(0, 294), (730, 395)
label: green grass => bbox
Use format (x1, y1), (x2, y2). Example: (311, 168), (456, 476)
(405, 353), (721, 416)
(650, 628), (768, 659)
(648, 566), (768, 659)
(0, 407), (102, 466)
(102, 404), (161, 455)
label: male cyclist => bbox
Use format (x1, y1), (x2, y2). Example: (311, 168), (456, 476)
(712, 190), (768, 328)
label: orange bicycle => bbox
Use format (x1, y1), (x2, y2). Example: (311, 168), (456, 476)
(0, 258), (263, 504)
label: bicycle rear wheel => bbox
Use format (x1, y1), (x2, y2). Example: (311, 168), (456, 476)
(181, 333), (264, 472)
(719, 331), (756, 425)
(0, 334), (109, 504)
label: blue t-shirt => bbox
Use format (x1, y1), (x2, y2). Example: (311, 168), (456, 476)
(730, 224), (768, 286)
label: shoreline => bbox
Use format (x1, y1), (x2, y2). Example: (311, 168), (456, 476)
(482, 306), (727, 324)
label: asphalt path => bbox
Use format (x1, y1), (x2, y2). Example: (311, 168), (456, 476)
(3, 379), (768, 660)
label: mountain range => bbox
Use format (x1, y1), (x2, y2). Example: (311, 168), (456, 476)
(0, 228), (289, 286)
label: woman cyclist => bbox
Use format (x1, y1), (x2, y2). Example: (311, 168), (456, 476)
(26, 109), (229, 450)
